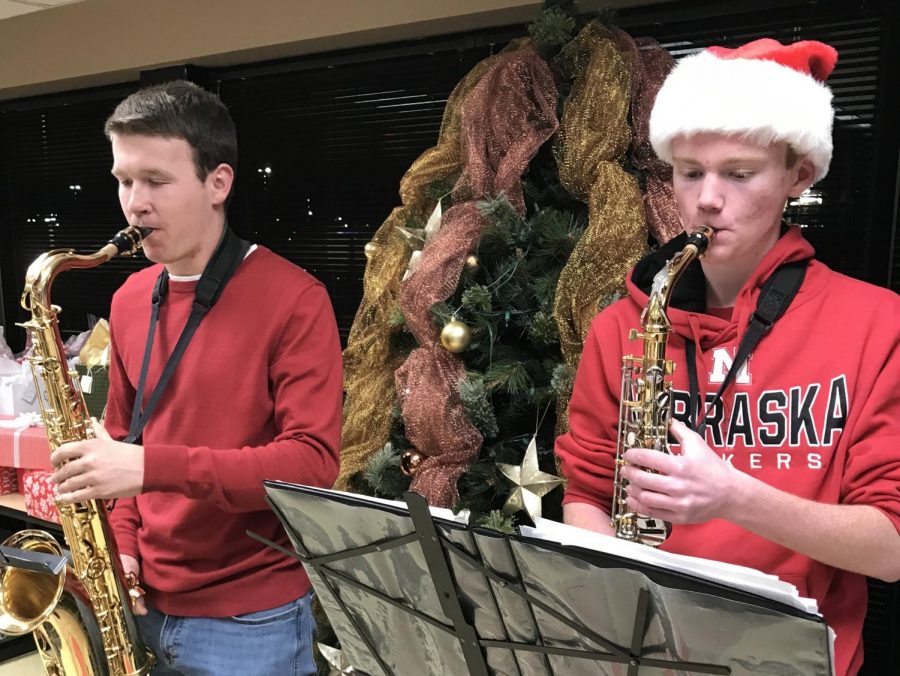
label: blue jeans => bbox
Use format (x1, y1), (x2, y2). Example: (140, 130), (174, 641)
(137, 593), (316, 676)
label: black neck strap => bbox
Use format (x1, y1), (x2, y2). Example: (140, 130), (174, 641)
(685, 261), (807, 436)
(125, 227), (251, 444)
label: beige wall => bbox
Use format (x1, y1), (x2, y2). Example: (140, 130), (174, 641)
(0, 0), (663, 100)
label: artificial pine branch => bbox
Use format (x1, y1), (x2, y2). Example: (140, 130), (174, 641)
(484, 360), (533, 397)
(528, 5), (578, 57)
(531, 271), (561, 308)
(455, 460), (508, 514)
(530, 208), (587, 260)
(424, 175), (459, 203)
(461, 285), (492, 313)
(458, 377), (500, 439)
(388, 304), (406, 328)
(477, 193), (523, 230)
(475, 510), (517, 534)
(551, 362), (577, 398)
(362, 443), (411, 498)
(527, 310), (560, 348)
(429, 301), (456, 327)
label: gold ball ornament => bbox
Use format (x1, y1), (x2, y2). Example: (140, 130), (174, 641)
(464, 254), (480, 272)
(364, 241), (378, 259)
(400, 450), (424, 477)
(440, 319), (471, 353)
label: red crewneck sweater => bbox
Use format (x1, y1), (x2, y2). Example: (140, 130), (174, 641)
(556, 227), (900, 676)
(106, 246), (342, 617)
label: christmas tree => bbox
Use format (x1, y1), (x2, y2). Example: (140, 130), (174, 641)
(337, 0), (682, 530)
(319, 3), (686, 671)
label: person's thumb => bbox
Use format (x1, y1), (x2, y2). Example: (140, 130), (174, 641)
(91, 417), (112, 441)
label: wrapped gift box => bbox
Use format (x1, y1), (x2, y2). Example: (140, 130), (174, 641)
(0, 414), (53, 470)
(22, 469), (60, 524)
(0, 466), (16, 495)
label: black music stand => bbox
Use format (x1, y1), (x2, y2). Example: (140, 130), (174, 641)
(257, 481), (833, 676)
(0, 545), (66, 576)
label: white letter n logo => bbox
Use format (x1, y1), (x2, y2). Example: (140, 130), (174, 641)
(709, 347), (751, 385)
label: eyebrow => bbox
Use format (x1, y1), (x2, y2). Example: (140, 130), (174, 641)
(110, 167), (172, 179)
(672, 156), (768, 166)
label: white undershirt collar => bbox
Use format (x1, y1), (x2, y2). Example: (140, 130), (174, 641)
(168, 244), (258, 282)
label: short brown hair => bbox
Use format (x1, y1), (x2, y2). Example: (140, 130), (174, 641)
(105, 80), (237, 181)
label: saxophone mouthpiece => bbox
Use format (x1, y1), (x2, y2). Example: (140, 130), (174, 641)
(688, 225), (715, 256)
(107, 225), (150, 256)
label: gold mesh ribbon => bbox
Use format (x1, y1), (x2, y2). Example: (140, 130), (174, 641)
(335, 53), (504, 490)
(552, 23), (648, 377)
(396, 46), (559, 507)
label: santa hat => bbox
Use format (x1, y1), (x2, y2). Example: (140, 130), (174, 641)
(649, 38), (839, 183)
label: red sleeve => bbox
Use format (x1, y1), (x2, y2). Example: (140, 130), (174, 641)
(140, 283), (343, 513)
(104, 309), (142, 560)
(841, 320), (900, 534)
(555, 312), (623, 513)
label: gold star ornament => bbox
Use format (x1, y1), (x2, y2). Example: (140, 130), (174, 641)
(497, 436), (564, 520)
(318, 643), (355, 674)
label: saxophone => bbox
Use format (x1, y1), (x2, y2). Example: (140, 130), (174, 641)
(0, 226), (155, 675)
(611, 225), (714, 546)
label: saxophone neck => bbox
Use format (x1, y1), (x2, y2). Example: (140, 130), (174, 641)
(21, 225), (149, 313)
(642, 225), (715, 329)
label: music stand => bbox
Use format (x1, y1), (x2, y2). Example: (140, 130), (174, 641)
(256, 481), (833, 676)
(0, 545), (66, 576)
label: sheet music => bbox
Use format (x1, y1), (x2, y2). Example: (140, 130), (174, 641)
(287, 485), (821, 615)
(522, 516), (821, 615)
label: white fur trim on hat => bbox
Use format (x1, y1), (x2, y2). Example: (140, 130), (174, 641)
(650, 50), (834, 182)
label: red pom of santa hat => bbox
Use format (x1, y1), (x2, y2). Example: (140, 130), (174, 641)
(650, 38), (839, 182)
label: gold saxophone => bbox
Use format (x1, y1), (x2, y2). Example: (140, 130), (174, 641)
(611, 225), (714, 546)
(0, 226), (155, 675)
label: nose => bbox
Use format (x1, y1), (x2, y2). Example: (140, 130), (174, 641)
(123, 183), (151, 218)
(696, 174), (724, 213)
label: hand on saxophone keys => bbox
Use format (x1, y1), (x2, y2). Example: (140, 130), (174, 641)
(619, 419), (748, 525)
(50, 418), (146, 502)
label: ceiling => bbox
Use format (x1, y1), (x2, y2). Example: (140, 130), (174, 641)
(0, 0), (82, 21)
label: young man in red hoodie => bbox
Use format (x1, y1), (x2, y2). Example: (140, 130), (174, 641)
(556, 39), (900, 676)
(49, 80), (343, 675)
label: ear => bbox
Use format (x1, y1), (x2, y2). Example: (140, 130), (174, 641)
(206, 163), (235, 207)
(787, 156), (816, 198)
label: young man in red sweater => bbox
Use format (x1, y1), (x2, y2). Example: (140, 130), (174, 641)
(49, 80), (342, 675)
(556, 39), (900, 675)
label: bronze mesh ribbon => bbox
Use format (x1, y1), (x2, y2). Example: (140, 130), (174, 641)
(335, 52), (505, 491)
(552, 23), (648, 377)
(395, 46), (559, 507)
(626, 33), (683, 244)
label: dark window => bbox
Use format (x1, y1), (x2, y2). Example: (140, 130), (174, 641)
(220, 48), (493, 341)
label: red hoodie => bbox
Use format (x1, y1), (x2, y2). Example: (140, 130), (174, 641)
(556, 226), (900, 676)
(106, 246), (342, 617)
